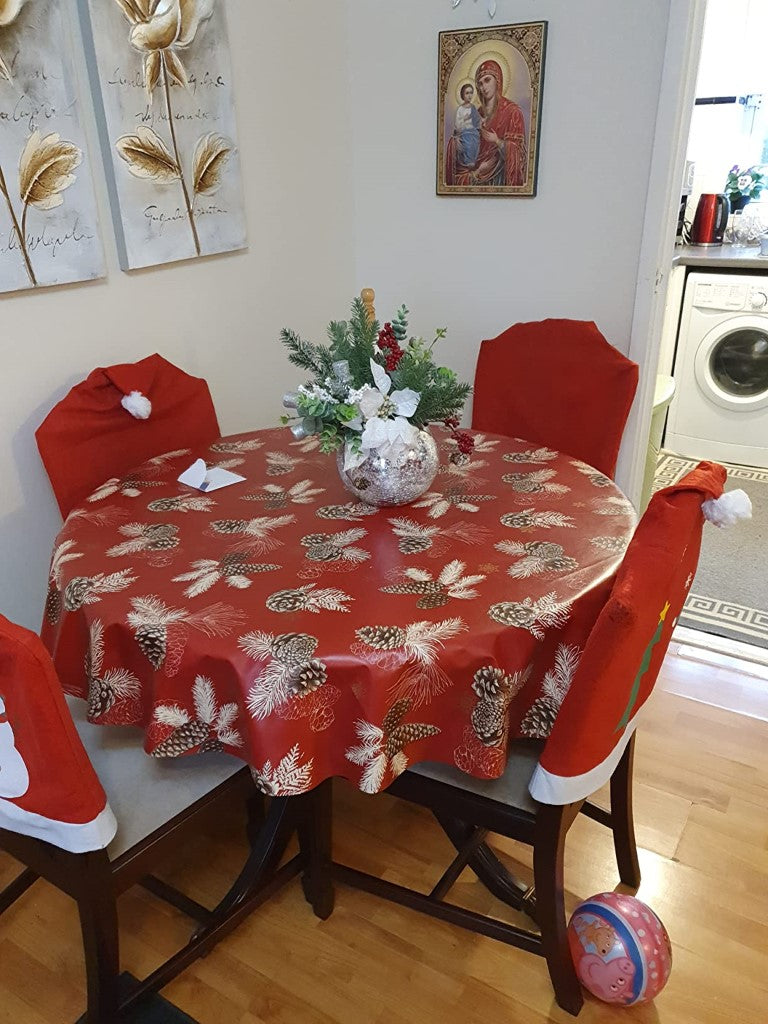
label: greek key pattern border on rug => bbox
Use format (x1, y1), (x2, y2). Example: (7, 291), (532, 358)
(655, 452), (768, 491)
(680, 594), (768, 647)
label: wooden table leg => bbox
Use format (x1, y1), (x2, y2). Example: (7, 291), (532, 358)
(298, 779), (335, 920)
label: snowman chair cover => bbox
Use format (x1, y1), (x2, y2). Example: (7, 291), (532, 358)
(0, 615), (116, 852)
(530, 461), (728, 805)
(36, 353), (220, 518)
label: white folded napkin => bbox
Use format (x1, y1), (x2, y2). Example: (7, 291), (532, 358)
(178, 458), (245, 493)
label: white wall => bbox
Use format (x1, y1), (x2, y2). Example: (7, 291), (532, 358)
(1, 0), (355, 629)
(346, 0), (672, 443)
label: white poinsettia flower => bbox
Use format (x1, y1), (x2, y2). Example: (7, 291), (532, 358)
(362, 413), (420, 456)
(366, 359), (420, 417)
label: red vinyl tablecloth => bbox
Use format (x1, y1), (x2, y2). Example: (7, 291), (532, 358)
(41, 428), (636, 796)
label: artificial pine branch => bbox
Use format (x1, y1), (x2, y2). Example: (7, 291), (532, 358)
(279, 327), (335, 380)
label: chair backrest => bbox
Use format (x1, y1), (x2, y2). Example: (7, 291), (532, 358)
(472, 319), (639, 478)
(36, 354), (221, 518)
(529, 461), (726, 805)
(0, 615), (117, 852)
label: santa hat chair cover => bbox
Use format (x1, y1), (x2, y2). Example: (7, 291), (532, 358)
(530, 462), (728, 806)
(0, 615), (116, 853)
(472, 319), (639, 479)
(36, 353), (220, 518)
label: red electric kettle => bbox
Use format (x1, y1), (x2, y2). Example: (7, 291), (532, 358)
(690, 193), (730, 245)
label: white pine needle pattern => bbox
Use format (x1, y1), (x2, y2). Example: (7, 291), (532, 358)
(500, 509), (575, 531)
(82, 569), (138, 605)
(210, 439), (263, 453)
(248, 480), (325, 505)
(211, 514), (295, 555)
(488, 592), (573, 640)
(541, 644), (581, 705)
(49, 539), (83, 584)
(593, 496), (636, 517)
(147, 495), (217, 513)
(266, 585), (353, 614)
(173, 558), (279, 598)
(265, 452), (301, 476)
(503, 447), (558, 464)
(254, 745), (314, 795)
(413, 491), (496, 519)
(502, 469), (570, 495)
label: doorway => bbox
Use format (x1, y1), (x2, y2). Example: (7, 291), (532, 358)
(632, 0), (768, 700)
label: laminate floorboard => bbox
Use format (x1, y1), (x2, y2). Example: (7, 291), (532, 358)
(1, 652), (766, 1023)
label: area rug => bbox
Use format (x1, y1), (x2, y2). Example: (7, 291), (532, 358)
(75, 973), (199, 1023)
(654, 452), (768, 650)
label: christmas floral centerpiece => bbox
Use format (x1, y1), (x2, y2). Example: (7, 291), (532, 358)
(280, 297), (473, 506)
(724, 165), (765, 212)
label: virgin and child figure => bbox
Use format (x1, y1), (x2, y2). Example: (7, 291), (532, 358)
(446, 58), (528, 188)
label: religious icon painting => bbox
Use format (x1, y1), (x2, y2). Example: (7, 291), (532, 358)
(0, 0), (105, 293)
(79, 0), (247, 270)
(437, 22), (547, 197)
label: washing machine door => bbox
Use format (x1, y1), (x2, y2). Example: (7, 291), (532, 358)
(694, 315), (768, 412)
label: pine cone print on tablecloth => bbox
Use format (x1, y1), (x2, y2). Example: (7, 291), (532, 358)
(520, 696), (559, 738)
(471, 666), (506, 699)
(87, 674), (114, 719)
(45, 584), (62, 625)
(135, 624), (167, 669)
(271, 632), (318, 667)
(399, 536), (432, 554)
(289, 659), (328, 697)
(471, 698), (506, 747)
(153, 718), (210, 757)
(266, 590), (305, 613)
(384, 721), (440, 759)
(356, 625), (407, 651)
(63, 577), (93, 612)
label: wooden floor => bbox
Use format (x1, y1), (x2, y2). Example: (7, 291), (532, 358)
(1, 650), (767, 1024)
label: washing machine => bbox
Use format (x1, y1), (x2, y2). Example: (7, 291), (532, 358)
(665, 271), (768, 468)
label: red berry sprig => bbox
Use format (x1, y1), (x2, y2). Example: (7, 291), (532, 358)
(444, 418), (475, 461)
(377, 323), (404, 372)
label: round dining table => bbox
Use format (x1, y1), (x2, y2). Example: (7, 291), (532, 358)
(42, 427), (636, 797)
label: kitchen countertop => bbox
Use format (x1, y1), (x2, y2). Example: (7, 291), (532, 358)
(673, 244), (768, 269)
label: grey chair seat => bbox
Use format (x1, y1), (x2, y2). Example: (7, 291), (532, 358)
(67, 696), (245, 859)
(406, 739), (545, 816)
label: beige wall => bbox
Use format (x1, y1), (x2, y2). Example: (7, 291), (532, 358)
(2, 0), (679, 629)
(346, 0), (672, 466)
(1, 0), (355, 628)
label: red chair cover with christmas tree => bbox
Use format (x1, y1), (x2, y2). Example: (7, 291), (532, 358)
(529, 461), (727, 805)
(0, 615), (116, 852)
(36, 353), (220, 518)
(472, 319), (639, 478)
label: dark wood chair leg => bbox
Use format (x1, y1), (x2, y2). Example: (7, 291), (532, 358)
(298, 780), (335, 920)
(0, 868), (38, 916)
(610, 734), (641, 890)
(246, 789), (266, 847)
(76, 854), (120, 1024)
(533, 804), (584, 1017)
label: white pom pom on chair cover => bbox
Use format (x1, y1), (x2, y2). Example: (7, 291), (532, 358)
(120, 390), (152, 420)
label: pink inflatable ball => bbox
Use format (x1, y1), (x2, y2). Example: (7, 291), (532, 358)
(567, 892), (672, 1006)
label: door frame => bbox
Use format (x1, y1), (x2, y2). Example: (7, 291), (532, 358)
(618, 0), (708, 505)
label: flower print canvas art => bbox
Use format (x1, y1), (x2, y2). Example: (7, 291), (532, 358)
(0, 0), (105, 293)
(437, 22), (547, 197)
(80, 0), (247, 270)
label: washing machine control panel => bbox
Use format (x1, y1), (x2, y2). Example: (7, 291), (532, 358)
(693, 281), (751, 310)
(750, 289), (768, 309)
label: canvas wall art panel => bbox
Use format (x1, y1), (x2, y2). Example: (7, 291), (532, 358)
(80, 0), (247, 270)
(437, 22), (547, 197)
(0, 0), (105, 293)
